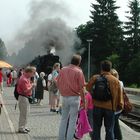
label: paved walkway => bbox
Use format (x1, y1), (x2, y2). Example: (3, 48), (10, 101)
(0, 87), (140, 140)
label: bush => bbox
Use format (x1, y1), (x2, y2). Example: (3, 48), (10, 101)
(128, 84), (139, 88)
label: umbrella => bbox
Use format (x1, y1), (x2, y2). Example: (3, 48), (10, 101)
(0, 60), (12, 68)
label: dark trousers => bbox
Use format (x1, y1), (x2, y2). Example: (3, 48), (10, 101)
(87, 109), (93, 138)
(114, 113), (122, 140)
(92, 106), (115, 140)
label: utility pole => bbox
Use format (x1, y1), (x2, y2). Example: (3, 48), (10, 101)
(87, 39), (92, 81)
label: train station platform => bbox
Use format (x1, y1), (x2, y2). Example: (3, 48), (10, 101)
(0, 87), (140, 140)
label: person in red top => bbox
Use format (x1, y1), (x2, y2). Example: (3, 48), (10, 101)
(0, 68), (3, 94)
(57, 54), (86, 140)
(17, 66), (36, 133)
(6, 70), (12, 87)
(79, 89), (93, 139)
(85, 90), (94, 139)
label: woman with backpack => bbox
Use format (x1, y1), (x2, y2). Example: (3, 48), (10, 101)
(48, 63), (60, 112)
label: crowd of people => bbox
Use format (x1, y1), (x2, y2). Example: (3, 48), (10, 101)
(0, 54), (125, 140)
(57, 54), (124, 140)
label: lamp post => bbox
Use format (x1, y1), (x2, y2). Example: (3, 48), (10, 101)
(87, 39), (92, 81)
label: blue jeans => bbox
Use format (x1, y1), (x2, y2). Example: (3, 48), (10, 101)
(58, 96), (80, 140)
(92, 106), (115, 140)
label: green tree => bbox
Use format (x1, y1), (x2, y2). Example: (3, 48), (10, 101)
(120, 0), (140, 86)
(90, 0), (123, 71)
(0, 38), (8, 60)
(125, 51), (140, 86)
(75, 0), (123, 79)
(75, 21), (93, 52)
(124, 0), (140, 56)
(76, 21), (95, 79)
(107, 54), (120, 69)
(76, 21), (93, 43)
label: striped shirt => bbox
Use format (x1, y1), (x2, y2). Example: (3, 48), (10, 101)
(17, 74), (32, 97)
(56, 64), (85, 96)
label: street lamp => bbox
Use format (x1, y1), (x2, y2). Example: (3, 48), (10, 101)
(87, 39), (92, 81)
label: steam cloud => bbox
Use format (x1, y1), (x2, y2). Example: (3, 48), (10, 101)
(8, 0), (81, 65)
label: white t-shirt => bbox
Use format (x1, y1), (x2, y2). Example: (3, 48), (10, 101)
(12, 70), (17, 79)
(48, 74), (52, 81)
(119, 81), (124, 90)
(115, 80), (124, 115)
(47, 74), (52, 87)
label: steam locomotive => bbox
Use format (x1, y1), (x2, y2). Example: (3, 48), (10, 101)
(30, 53), (61, 75)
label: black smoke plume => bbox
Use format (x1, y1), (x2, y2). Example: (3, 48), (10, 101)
(8, 0), (81, 65)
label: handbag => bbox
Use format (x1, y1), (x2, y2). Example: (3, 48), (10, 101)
(49, 80), (58, 93)
(123, 89), (133, 114)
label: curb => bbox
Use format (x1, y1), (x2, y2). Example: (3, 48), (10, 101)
(0, 94), (19, 140)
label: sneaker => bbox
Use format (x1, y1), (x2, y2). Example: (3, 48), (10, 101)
(18, 129), (28, 134)
(25, 128), (30, 132)
(50, 109), (56, 112)
(52, 109), (56, 112)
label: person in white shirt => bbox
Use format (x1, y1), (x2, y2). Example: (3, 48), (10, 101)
(31, 71), (39, 103)
(110, 69), (123, 140)
(48, 63), (60, 112)
(11, 69), (18, 86)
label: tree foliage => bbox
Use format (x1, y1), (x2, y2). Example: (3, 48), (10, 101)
(125, 52), (140, 86)
(76, 0), (140, 86)
(0, 38), (8, 60)
(120, 0), (140, 85)
(90, 0), (122, 65)
(76, 0), (123, 73)
(124, 0), (140, 56)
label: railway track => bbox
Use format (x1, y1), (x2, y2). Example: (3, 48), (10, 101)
(120, 112), (140, 132)
(120, 89), (140, 132)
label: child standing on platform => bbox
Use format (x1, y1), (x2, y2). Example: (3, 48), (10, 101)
(74, 90), (93, 140)
(85, 90), (94, 138)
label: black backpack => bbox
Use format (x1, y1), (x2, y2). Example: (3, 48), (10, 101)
(14, 84), (19, 100)
(14, 84), (32, 106)
(92, 75), (112, 101)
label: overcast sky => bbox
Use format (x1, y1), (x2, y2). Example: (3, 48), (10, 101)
(0, 0), (129, 45)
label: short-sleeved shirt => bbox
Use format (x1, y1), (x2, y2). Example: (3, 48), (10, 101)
(48, 74), (52, 81)
(57, 64), (85, 96)
(52, 70), (59, 79)
(17, 74), (32, 96)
